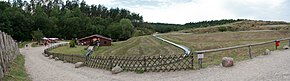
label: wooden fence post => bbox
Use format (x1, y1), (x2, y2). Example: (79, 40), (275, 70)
(109, 56), (113, 70)
(248, 45), (252, 59)
(288, 39), (290, 46)
(0, 32), (5, 77)
(143, 56), (147, 72)
(197, 52), (204, 68)
(191, 53), (194, 69)
(71, 54), (74, 63)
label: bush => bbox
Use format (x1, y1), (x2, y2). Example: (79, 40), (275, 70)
(218, 26), (227, 32)
(69, 40), (76, 48)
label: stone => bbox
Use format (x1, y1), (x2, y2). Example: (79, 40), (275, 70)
(75, 62), (84, 68)
(265, 49), (271, 55)
(222, 57), (234, 67)
(44, 54), (49, 57)
(283, 45), (289, 49)
(48, 55), (53, 59)
(63, 60), (68, 63)
(55, 57), (60, 61)
(111, 65), (123, 74)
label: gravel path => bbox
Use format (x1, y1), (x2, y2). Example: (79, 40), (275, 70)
(21, 43), (290, 81)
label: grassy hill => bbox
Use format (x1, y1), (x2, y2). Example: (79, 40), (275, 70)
(179, 20), (290, 33)
(93, 36), (183, 56)
(160, 30), (290, 67)
(50, 20), (290, 68)
(161, 30), (290, 51)
(50, 35), (183, 56)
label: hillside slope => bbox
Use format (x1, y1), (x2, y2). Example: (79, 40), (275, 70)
(93, 36), (183, 56)
(179, 20), (290, 33)
(160, 30), (290, 67)
(161, 30), (290, 51)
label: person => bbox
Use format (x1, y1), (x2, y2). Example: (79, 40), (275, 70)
(44, 41), (48, 46)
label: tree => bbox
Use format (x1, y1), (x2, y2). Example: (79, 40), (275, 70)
(0, 0), (145, 41)
(31, 29), (44, 44)
(119, 19), (134, 40)
(34, 5), (52, 36)
(106, 19), (134, 41)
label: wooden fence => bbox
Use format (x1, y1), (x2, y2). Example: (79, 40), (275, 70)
(45, 37), (290, 72)
(44, 43), (195, 72)
(195, 38), (290, 68)
(44, 43), (86, 63)
(0, 31), (20, 79)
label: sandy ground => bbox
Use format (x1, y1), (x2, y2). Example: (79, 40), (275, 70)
(21, 43), (290, 81)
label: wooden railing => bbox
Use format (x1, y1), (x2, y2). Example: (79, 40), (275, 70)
(44, 43), (195, 72)
(195, 38), (290, 68)
(45, 37), (290, 72)
(0, 31), (20, 79)
(44, 43), (85, 63)
(85, 54), (194, 72)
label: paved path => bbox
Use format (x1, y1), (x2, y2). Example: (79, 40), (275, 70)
(21, 43), (290, 81)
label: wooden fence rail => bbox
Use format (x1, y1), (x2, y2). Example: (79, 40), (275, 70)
(44, 43), (195, 72)
(45, 38), (290, 72)
(195, 38), (290, 68)
(0, 31), (20, 79)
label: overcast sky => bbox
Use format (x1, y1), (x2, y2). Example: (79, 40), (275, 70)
(71, 0), (290, 24)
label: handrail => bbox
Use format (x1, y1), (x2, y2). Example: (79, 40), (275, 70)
(196, 38), (290, 54)
(153, 34), (191, 56)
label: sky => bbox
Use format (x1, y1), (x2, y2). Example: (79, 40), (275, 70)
(6, 0), (280, 24)
(83, 0), (290, 24)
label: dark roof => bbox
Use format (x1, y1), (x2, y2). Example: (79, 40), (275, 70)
(78, 34), (112, 41)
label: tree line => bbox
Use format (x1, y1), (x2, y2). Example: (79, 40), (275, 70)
(0, 0), (248, 42)
(149, 19), (246, 33)
(0, 0), (148, 41)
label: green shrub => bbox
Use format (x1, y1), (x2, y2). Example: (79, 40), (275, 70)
(69, 40), (76, 48)
(218, 26), (227, 32)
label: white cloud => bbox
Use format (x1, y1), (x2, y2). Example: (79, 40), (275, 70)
(224, 0), (287, 21)
(85, 0), (115, 6)
(85, 0), (289, 24)
(126, 0), (237, 24)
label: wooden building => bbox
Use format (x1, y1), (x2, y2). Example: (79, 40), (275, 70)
(42, 37), (59, 43)
(78, 34), (112, 46)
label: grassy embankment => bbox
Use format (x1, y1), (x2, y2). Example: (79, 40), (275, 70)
(93, 36), (183, 56)
(30, 43), (38, 47)
(18, 41), (31, 48)
(179, 21), (290, 34)
(50, 45), (88, 55)
(160, 30), (290, 68)
(3, 54), (30, 81)
(50, 36), (183, 56)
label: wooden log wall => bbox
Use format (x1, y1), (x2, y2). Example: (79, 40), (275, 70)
(0, 31), (20, 79)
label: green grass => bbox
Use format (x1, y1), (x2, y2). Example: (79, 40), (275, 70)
(4, 54), (30, 81)
(18, 41), (31, 48)
(93, 36), (183, 56)
(31, 43), (38, 47)
(160, 30), (290, 68)
(50, 45), (88, 55)
(49, 36), (183, 57)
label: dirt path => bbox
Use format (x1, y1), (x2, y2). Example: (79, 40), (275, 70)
(21, 43), (290, 81)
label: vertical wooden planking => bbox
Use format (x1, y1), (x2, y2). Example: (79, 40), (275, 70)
(0, 32), (5, 78)
(2, 32), (8, 73)
(0, 31), (20, 79)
